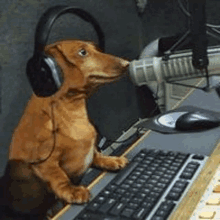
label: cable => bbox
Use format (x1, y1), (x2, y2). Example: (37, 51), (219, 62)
(30, 101), (57, 165)
(106, 127), (142, 144)
(178, 0), (220, 29)
(178, 0), (191, 17)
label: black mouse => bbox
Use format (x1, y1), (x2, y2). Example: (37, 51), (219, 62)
(175, 111), (220, 131)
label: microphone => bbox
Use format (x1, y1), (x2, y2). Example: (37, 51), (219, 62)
(129, 46), (220, 112)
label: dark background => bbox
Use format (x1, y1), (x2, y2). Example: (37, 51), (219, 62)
(0, 0), (220, 177)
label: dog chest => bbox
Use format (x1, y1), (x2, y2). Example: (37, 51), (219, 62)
(45, 119), (96, 141)
(84, 144), (94, 170)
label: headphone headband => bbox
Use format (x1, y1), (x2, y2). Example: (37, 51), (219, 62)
(34, 5), (105, 57)
(27, 5), (105, 97)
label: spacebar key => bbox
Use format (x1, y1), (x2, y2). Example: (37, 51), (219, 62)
(114, 162), (138, 185)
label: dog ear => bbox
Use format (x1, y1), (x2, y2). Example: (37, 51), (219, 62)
(44, 41), (86, 92)
(45, 42), (76, 66)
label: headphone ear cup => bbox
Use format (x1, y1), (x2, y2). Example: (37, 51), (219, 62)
(26, 56), (62, 97)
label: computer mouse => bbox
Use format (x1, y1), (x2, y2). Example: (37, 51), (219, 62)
(175, 111), (220, 131)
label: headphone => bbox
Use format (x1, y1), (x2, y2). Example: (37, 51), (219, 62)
(26, 5), (105, 97)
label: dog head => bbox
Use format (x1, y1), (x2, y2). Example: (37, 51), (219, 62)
(44, 40), (130, 98)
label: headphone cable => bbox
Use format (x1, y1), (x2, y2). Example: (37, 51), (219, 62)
(30, 101), (57, 165)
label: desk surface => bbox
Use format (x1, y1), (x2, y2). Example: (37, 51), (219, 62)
(53, 82), (220, 220)
(126, 85), (220, 220)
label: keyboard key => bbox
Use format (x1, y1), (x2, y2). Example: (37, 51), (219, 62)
(136, 192), (147, 199)
(132, 183), (143, 188)
(159, 200), (175, 211)
(163, 174), (174, 179)
(129, 175), (139, 181)
(160, 178), (171, 184)
(102, 190), (111, 196)
(165, 170), (176, 175)
(184, 167), (196, 173)
(135, 167), (145, 172)
(155, 200), (175, 219)
(98, 198), (116, 213)
(166, 191), (181, 201)
(130, 187), (139, 193)
(114, 162), (138, 185)
(124, 179), (134, 185)
(152, 175), (162, 181)
(152, 187), (164, 194)
(115, 188), (126, 194)
(78, 211), (95, 219)
(95, 196), (106, 203)
(133, 207), (151, 219)
(171, 186), (184, 194)
(109, 202), (125, 215)
(144, 196), (158, 205)
(148, 167), (157, 171)
(174, 158), (185, 164)
(120, 183), (130, 189)
(149, 192), (161, 199)
(144, 184), (154, 190)
(133, 171), (142, 176)
(148, 179), (158, 185)
(137, 179), (146, 184)
(120, 197), (130, 203)
(140, 174), (150, 180)
(145, 156), (154, 161)
(156, 183), (167, 189)
(180, 171), (194, 179)
(174, 180), (188, 189)
(112, 192), (122, 199)
(127, 202), (139, 209)
(106, 184), (117, 191)
(155, 171), (164, 176)
(192, 154), (205, 160)
(142, 188), (151, 194)
(139, 163), (149, 168)
(143, 170), (153, 175)
(158, 167), (167, 172)
(86, 202), (100, 212)
(188, 161), (200, 167)
(155, 209), (169, 218)
(172, 162), (182, 167)
(132, 197), (143, 204)
(121, 208), (135, 218)
(168, 166), (179, 171)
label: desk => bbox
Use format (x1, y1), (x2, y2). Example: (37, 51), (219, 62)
(52, 81), (220, 220)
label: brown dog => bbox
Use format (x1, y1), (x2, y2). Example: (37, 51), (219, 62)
(5, 40), (129, 214)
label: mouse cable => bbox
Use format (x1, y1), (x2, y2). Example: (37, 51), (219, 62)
(178, 0), (220, 29)
(97, 127), (144, 152)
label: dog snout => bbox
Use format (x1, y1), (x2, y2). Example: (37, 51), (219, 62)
(120, 59), (130, 68)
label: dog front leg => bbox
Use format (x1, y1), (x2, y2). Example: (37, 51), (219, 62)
(32, 161), (90, 204)
(92, 150), (129, 171)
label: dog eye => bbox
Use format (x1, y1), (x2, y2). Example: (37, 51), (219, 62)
(78, 49), (88, 57)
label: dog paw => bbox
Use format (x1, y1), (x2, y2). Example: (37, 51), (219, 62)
(95, 156), (129, 171)
(59, 185), (90, 204)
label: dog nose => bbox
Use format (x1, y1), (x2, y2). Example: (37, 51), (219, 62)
(121, 59), (130, 68)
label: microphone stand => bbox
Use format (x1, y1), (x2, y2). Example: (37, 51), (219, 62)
(161, 0), (215, 92)
(136, 1), (220, 117)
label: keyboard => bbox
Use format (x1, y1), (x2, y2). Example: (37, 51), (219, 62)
(74, 148), (208, 220)
(190, 165), (220, 219)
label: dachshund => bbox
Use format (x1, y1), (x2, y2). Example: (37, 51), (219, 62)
(4, 39), (130, 216)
